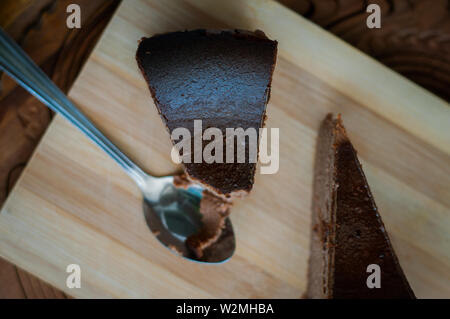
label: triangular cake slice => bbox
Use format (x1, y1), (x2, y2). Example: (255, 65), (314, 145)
(307, 114), (415, 299)
(136, 29), (277, 197)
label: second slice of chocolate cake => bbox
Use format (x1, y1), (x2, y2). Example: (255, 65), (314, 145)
(307, 114), (415, 299)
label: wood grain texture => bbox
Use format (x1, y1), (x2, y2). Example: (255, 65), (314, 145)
(279, 0), (450, 101)
(0, 0), (449, 298)
(0, 0), (119, 299)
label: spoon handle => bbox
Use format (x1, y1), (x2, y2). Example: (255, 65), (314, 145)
(0, 28), (148, 186)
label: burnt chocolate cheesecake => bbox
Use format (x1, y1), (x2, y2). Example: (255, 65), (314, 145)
(136, 29), (277, 198)
(307, 114), (415, 299)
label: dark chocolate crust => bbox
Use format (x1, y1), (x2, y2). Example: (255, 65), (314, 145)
(136, 29), (277, 196)
(307, 114), (415, 299)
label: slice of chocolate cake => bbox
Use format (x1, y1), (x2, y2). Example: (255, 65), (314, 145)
(136, 29), (277, 198)
(307, 114), (415, 299)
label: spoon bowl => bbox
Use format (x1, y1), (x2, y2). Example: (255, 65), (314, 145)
(140, 175), (235, 262)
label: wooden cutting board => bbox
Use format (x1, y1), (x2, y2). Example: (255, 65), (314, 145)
(1, 0), (449, 298)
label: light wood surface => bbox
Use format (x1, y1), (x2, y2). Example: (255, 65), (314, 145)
(1, 0), (449, 298)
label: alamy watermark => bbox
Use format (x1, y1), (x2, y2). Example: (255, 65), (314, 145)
(366, 264), (381, 289)
(366, 4), (381, 29)
(170, 120), (279, 174)
(66, 264), (81, 289)
(66, 4), (81, 29)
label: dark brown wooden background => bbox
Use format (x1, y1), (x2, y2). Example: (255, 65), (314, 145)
(0, 0), (448, 299)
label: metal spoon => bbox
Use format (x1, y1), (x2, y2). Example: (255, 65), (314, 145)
(0, 28), (235, 263)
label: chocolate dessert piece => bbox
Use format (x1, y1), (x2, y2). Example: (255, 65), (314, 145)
(186, 190), (231, 258)
(136, 29), (277, 197)
(307, 114), (415, 299)
(174, 175), (232, 259)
